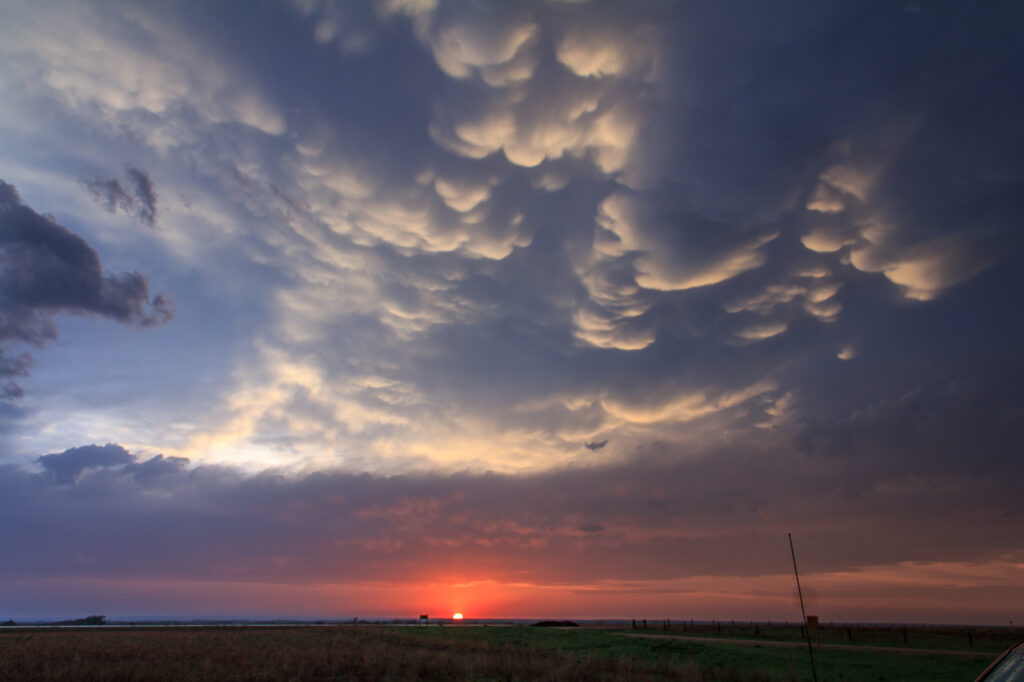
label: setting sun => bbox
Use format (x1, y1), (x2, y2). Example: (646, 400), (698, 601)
(452, 613), (464, 620)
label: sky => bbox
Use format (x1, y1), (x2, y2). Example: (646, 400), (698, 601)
(0, 0), (1022, 625)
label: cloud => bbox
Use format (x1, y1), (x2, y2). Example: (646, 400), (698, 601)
(291, 0), (382, 53)
(37, 443), (135, 484)
(81, 178), (132, 216)
(1, 432), (1021, 593)
(602, 381), (776, 427)
(571, 305), (654, 351)
(805, 182), (848, 214)
(797, 375), (1024, 480)
(0, 0), (1020, 502)
(635, 238), (773, 292)
(593, 192), (778, 293)
(430, 20), (538, 83)
(570, 188), (785, 350)
(0, 180), (173, 398)
(583, 439), (608, 451)
(126, 167), (158, 226)
(123, 453), (190, 481)
(290, 140), (530, 262)
(432, 177), (493, 213)
(430, 90), (642, 176)
(850, 233), (994, 301)
(736, 322), (788, 342)
(555, 25), (660, 79)
(800, 226), (855, 253)
(0, 2), (287, 148)
(417, 2), (663, 191)
(82, 166), (158, 227)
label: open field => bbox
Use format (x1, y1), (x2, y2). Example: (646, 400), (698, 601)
(0, 623), (1019, 681)
(630, 621), (1023, 654)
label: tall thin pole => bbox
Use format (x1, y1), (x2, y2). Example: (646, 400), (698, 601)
(789, 533), (818, 682)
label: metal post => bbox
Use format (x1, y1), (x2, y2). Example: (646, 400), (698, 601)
(789, 533), (818, 682)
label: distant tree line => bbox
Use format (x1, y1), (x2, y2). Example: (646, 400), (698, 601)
(1, 615), (107, 626)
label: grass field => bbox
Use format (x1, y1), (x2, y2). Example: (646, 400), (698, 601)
(639, 620), (1022, 654)
(0, 622), (1018, 681)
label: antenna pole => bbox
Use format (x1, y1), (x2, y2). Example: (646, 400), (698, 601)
(789, 533), (818, 682)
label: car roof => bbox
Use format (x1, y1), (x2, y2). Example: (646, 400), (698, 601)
(975, 639), (1024, 682)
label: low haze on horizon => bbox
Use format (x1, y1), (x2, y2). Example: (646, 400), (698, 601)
(1, 0), (1023, 626)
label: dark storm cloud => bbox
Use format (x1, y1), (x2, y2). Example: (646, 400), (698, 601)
(162, 0), (1024, 477)
(797, 372), (1024, 480)
(82, 167), (158, 227)
(0, 180), (173, 398)
(125, 168), (157, 227)
(1, 433), (1021, 585)
(0, 352), (30, 400)
(123, 453), (190, 481)
(37, 443), (135, 484)
(81, 178), (132, 215)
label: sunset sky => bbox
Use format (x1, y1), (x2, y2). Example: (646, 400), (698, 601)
(1, 0), (1022, 624)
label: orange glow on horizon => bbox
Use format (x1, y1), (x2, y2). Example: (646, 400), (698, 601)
(17, 562), (1022, 625)
(452, 612), (464, 620)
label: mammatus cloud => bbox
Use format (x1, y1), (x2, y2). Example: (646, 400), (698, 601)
(82, 167), (158, 227)
(183, 5), (1007, 470)
(0, 181), (173, 398)
(429, 20), (538, 84)
(735, 322), (788, 342)
(849, 232), (994, 302)
(0, 3), (287, 141)
(0, 0), (1019, 488)
(555, 25), (660, 79)
(799, 152), (999, 302)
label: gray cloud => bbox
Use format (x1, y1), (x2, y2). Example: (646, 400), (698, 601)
(303, 2), (1007, 475)
(81, 178), (132, 215)
(123, 453), (190, 482)
(37, 443), (135, 484)
(584, 440), (608, 451)
(0, 180), (174, 398)
(1, 437), (1021, 586)
(797, 374), (1024, 480)
(0, 352), (31, 401)
(82, 167), (158, 227)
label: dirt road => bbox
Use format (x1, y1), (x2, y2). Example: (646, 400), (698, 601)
(616, 632), (994, 659)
